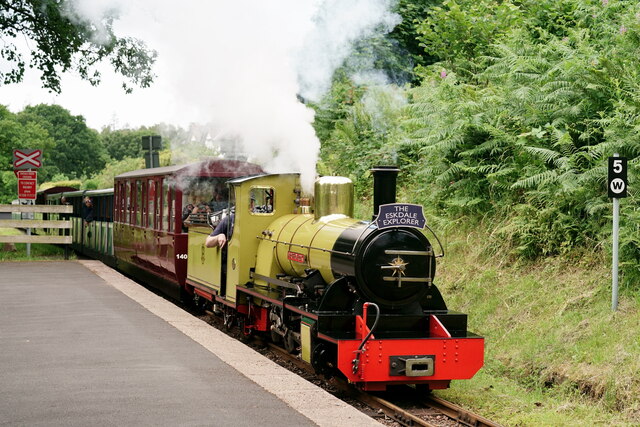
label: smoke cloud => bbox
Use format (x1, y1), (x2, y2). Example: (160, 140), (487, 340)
(66, 0), (400, 191)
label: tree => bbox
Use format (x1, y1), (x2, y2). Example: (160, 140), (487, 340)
(0, 0), (156, 93)
(17, 104), (107, 179)
(100, 127), (147, 161)
(389, 0), (440, 72)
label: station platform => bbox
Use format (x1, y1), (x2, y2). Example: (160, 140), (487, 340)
(0, 261), (379, 427)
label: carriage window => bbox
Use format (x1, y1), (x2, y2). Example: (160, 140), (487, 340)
(142, 181), (148, 227)
(136, 180), (142, 226)
(95, 197), (101, 221)
(162, 180), (170, 232)
(155, 180), (160, 229)
(170, 189), (175, 233)
(123, 183), (127, 223)
(107, 195), (113, 221)
(249, 187), (274, 214)
(148, 179), (155, 229)
(126, 181), (133, 224)
(116, 183), (122, 222)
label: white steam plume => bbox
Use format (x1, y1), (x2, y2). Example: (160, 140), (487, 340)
(66, 0), (400, 191)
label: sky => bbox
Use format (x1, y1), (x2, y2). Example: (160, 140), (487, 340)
(0, 0), (400, 190)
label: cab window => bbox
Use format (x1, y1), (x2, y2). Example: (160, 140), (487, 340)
(249, 187), (274, 214)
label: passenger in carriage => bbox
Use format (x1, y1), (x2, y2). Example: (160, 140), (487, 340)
(82, 197), (94, 239)
(181, 195), (203, 230)
(82, 197), (94, 226)
(181, 202), (195, 232)
(182, 203), (195, 223)
(208, 186), (228, 213)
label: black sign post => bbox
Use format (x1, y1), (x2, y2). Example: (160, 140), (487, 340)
(141, 136), (162, 168)
(608, 154), (628, 311)
(608, 156), (627, 198)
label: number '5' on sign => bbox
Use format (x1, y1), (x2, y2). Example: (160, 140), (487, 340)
(608, 157), (628, 198)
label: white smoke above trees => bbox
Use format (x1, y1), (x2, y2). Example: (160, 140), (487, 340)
(69, 0), (401, 191)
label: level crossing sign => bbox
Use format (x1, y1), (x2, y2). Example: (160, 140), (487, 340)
(13, 149), (43, 170)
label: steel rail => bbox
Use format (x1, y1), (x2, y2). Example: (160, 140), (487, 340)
(423, 395), (502, 427)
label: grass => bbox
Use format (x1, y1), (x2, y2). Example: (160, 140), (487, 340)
(0, 228), (75, 261)
(430, 224), (640, 425)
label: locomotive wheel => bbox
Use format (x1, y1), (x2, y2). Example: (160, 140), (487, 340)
(311, 343), (336, 378)
(223, 312), (235, 331)
(270, 329), (283, 344)
(238, 318), (253, 343)
(284, 331), (297, 354)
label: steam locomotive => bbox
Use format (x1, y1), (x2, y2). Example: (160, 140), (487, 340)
(44, 159), (484, 391)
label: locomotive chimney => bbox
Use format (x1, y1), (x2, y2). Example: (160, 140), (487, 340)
(371, 165), (400, 219)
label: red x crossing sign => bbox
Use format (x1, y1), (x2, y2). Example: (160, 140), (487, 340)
(13, 149), (43, 170)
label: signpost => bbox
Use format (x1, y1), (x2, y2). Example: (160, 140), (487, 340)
(608, 154), (628, 311)
(13, 149), (43, 257)
(141, 135), (162, 168)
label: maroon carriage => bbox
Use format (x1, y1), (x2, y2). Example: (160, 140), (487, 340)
(113, 159), (263, 299)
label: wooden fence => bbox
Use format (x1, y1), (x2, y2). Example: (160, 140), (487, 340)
(0, 204), (73, 258)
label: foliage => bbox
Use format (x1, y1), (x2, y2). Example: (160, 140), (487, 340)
(318, 82), (409, 195)
(17, 104), (107, 179)
(100, 127), (162, 161)
(346, 33), (415, 88)
(402, 1), (640, 271)
(315, 0), (640, 284)
(90, 156), (144, 189)
(0, 0), (156, 93)
(39, 179), (81, 191)
(416, 0), (523, 65)
(388, 0), (440, 73)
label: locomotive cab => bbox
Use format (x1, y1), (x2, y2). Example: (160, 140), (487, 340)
(185, 174), (299, 307)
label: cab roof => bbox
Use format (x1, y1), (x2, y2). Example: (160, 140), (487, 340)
(226, 173), (299, 186)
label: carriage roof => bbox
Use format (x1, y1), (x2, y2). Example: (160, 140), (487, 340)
(115, 159), (264, 180)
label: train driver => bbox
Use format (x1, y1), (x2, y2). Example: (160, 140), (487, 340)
(205, 213), (234, 248)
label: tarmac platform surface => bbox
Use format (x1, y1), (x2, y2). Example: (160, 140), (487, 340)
(0, 261), (380, 427)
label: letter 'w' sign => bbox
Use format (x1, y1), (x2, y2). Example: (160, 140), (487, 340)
(13, 149), (42, 169)
(608, 157), (628, 198)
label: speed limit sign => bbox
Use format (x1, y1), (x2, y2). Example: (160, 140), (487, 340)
(608, 157), (628, 198)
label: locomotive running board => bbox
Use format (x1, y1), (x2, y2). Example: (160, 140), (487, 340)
(237, 285), (319, 320)
(251, 272), (300, 291)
